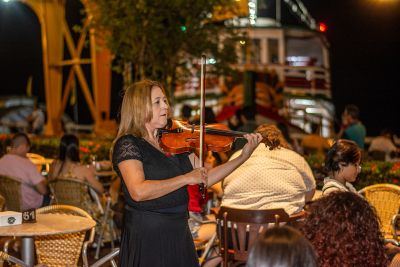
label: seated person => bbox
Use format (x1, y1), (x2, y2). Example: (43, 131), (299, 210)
(0, 133), (49, 210)
(301, 192), (390, 267)
(301, 122), (330, 156)
(27, 101), (45, 135)
(368, 128), (399, 162)
(221, 124), (316, 215)
(48, 134), (107, 241)
(48, 134), (104, 194)
(322, 139), (360, 195)
(338, 104), (366, 149)
(247, 225), (317, 267)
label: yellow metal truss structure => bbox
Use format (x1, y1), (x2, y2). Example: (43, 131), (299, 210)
(18, 0), (113, 135)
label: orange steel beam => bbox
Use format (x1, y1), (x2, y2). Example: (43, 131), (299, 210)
(17, 0), (112, 135)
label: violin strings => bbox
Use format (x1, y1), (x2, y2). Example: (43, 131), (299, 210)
(205, 128), (247, 137)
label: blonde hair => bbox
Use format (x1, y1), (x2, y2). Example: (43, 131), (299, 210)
(255, 124), (289, 149)
(115, 80), (168, 141)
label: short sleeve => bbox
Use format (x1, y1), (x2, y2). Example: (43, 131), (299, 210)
(322, 181), (341, 196)
(112, 135), (143, 166)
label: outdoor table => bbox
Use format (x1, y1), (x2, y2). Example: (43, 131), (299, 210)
(0, 213), (96, 267)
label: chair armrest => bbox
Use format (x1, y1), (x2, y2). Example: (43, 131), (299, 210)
(201, 220), (217, 225)
(392, 214), (400, 240)
(189, 212), (217, 225)
(289, 210), (307, 221)
(82, 227), (96, 267)
(91, 248), (120, 267)
(0, 251), (29, 267)
(384, 239), (400, 247)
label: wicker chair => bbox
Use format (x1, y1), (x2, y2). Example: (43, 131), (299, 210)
(0, 175), (22, 211)
(48, 177), (117, 259)
(390, 253), (400, 267)
(48, 178), (98, 212)
(358, 184), (400, 245)
(216, 207), (305, 267)
(0, 194), (5, 211)
(35, 204), (95, 267)
(0, 251), (29, 267)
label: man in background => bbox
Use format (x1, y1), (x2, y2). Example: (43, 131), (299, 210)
(338, 104), (366, 149)
(0, 133), (49, 210)
(27, 102), (45, 135)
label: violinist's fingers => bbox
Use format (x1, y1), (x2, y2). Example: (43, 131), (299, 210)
(243, 133), (262, 144)
(240, 133), (262, 159)
(256, 133), (263, 143)
(187, 167), (207, 185)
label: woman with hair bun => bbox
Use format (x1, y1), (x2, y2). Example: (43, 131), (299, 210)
(221, 124), (316, 215)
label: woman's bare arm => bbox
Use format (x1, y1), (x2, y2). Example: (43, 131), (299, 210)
(118, 159), (206, 201)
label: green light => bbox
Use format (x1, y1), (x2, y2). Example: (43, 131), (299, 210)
(180, 25), (187, 32)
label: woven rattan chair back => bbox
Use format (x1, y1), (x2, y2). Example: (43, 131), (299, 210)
(0, 175), (22, 211)
(35, 205), (95, 267)
(48, 177), (97, 215)
(0, 194), (5, 211)
(216, 207), (302, 267)
(359, 184), (400, 240)
(390, 253), (400, 267)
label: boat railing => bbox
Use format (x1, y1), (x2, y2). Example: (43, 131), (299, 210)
(233, 63), (331, 98)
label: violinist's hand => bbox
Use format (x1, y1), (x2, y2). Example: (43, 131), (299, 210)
(186, 167), (208, 185)
(240, 133), (262, 160)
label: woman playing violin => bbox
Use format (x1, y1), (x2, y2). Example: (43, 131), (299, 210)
(112, 80), (261, 267)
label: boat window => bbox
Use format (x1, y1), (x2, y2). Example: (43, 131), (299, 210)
(250, 38), (261, 64)
(268, 38), (279, 64)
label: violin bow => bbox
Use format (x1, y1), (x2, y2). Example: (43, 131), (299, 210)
(199, 54), (207, 199)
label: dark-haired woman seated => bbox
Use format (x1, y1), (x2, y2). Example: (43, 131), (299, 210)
(48, 134), (104, 193)
(322, 139), (361, 195)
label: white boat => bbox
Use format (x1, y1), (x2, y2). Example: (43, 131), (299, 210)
(174, 0), (334, 138)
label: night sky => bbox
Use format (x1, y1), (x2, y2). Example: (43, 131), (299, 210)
(304, 0), (400, 136)
(0, 0), (400, 136)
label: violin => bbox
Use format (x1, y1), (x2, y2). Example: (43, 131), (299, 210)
(159, 119), (249, 154)
(159, 119), (276, 154)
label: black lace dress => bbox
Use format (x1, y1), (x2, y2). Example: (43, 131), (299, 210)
(112, 134), (198, 267)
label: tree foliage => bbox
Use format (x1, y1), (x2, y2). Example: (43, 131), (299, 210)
(87, 0), (243, 94)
